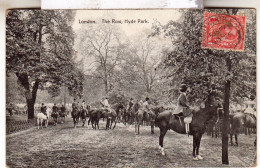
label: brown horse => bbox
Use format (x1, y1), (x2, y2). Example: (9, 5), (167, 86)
(71, 107), (80, 128)
(135, 103), (164, 135)
(88, 109), (102, 129)
(87, 108), (117, 130)
(155, 105), (217, 160)
(229, 112), (256, 146)
(103, 109), (118, 130)
(80, 107), (88, 127)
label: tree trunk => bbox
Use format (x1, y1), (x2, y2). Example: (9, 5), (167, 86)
(27, 99), (35, 119)
(104, 79), (108, 94)
(222, 57), (231, 165)
(16, 73), (39, 119)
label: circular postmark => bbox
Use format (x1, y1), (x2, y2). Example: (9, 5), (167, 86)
(202, 13), (246, 51)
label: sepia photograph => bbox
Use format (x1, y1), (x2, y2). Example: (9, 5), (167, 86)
(6, 9), (256, 167)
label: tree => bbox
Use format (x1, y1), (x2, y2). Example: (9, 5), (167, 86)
(6, 10), (82, 119)
(75, 23), (125, 94)
(130, 35), (168, 93)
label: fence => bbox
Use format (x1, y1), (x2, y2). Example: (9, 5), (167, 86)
(6, 119), (36, 134)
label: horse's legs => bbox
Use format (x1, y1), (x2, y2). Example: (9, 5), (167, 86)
(159, 128), (168, 155)
(193, 134), (197, 158)
(192, 132), (203, 160)
(37, 119), (40, 129)
(138, 120), (140, 134)
(106, 119), (109, 130)
(110, 119), (113, 129)
(97, 120), (99, 129)
(82, 118), (85, 127)
(41, 120), (43, 129)
(151, 120), (155, 134)
(74, 118), (77, 128)
(196, 134), (203, 160)
(113, 118), (117, 129)
(235, 134), (238, 146)
(230, 133), (233, 146)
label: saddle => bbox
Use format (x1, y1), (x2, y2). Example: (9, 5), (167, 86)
(174, 108), (193, 126)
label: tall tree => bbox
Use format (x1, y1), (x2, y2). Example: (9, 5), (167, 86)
(6, 10), (82, 119)
(130, 36), (167, 93)
(75, 24), (125, 94)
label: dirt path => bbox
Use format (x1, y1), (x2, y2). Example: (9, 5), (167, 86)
(6, 118), (256, 167)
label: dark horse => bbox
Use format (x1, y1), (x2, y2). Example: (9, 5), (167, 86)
(229, 112), (256, 146)
(88, 109), (102, 129)
(51, 111), (59, 126)
(134, 103), (162, 134)
(155, 104), (217, 160)
(103, 109), (118, 130)
(80, 106), (88, 127)
(113, 103), (125, 123)
(59, 107), (67, 124)
(71, 106), (80, 128)
(88, 108), (117, 130)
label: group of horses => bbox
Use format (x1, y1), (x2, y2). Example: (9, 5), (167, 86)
(36, 97), (256, 161)
(69, 101), (163, 131)
(36, 107), (67, 129)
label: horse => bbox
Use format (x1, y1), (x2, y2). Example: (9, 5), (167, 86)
(71, 106), (80, 128)
(51, 110), (59, 126)
(134, 102), (148, 134)
(36, 107), (51, 129)
(150, 106), (165, 134)
(126, 104), (135, 125)
(155, 104), (218, 160)
(88, 108), (103, 129)
(103, 109), (117, 130)
(206, 107), (223, 138)
(112, 103), (125, 123)
(229, 112), (256, 146)
(59, 108), (66, 124)
(80, 106), (88, 127)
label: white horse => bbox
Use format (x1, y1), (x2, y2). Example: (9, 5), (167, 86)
(36, 107), (51, 129)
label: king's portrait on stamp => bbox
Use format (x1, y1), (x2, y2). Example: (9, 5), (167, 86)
(6, 9), (256, 167)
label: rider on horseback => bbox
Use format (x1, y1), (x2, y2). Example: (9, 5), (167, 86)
(41, 103), (47, 118)
(143, 97), (150, 112)
(53, 103), (58, 114)
(128, 98), (134, 112)
(82, 100), (86, 110)
(244, 95), (256, 119)
(61, 104), (66, 115)
(72, 98), (77, 117)
(102, 97), (112, 114)
(172, 84), (192, 134)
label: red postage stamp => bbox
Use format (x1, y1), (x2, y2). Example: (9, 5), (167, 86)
(201, 13), (246, 51)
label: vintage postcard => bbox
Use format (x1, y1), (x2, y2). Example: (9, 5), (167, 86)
(6, 9), (256, 167)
